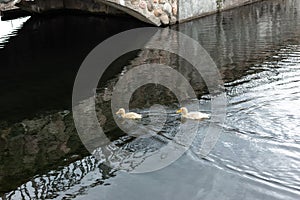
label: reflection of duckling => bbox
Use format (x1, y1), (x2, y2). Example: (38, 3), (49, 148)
(176, 107), (210, 120)
(116, 108), (142, 119)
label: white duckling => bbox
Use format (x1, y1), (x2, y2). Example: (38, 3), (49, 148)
(116, 108), (142, 119)
(176, 107), (210, 120)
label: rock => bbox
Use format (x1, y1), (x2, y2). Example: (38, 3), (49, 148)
(119, 0), (125, 6)
(170, 16), (177, 24)
(139, 0), (147, 9)
(160, 14), (169, 25)
(154, 8), (163, 17)
(130, 0), (139, 5)
(147, 1), (153, 12)
(163, 2), (172, 16)
(172, 3), (177, 15)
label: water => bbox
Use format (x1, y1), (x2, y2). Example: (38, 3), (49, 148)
(1, 0), (300, 199)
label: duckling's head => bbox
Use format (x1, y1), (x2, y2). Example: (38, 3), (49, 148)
(176, 107), (188, 115)
(116, 108), (125, 115)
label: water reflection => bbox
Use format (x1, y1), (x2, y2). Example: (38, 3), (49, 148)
(0, 16), (30, 48)
(178, 0), (300, 83)
(206, 44), (300, 193)
(1, 0), (300, 199)
(0, 14), (147, 195)
(2, 155), (110, 199)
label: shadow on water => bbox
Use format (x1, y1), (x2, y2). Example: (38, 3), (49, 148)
(0, 14), (149, 195)
(0, 14), (148, 123)
(1, 0), (300, 199)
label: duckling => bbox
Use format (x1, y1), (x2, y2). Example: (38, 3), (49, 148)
(176, 107), (210, 120)
(116, 108), (142, 119)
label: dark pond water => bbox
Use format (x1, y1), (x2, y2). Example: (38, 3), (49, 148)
(1, 0), (300, 199)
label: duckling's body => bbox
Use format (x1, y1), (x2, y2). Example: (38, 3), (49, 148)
(116, 108), (142, 119)
(177, 107), (210, 120)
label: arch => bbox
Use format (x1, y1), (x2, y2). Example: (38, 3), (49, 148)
(99, 0), (178, 26)
(17, 0), (178, 26)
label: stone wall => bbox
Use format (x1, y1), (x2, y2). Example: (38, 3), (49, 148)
(102, 0), (177, 26)
(17, 0), (266, 25)
(222, 0), (263, 10)
(18, 0), (178, 26)
(0, 0), (19, 11)
(178, 0), (263, 23)
(17, 0), (124, 15)
(179, 0), (216, 22)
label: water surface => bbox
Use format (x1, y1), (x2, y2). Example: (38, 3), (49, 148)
(1, 0), (300, 199)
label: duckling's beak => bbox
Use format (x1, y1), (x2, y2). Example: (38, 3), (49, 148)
(116, 111), (120, 115)
(176, 109), (182, 114)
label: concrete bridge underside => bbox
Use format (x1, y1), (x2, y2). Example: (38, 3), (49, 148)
(17, 0), (262, 26)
